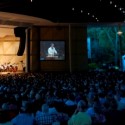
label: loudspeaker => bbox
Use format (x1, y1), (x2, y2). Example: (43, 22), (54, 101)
(14, 27), (26, 56)
(14, 27), (26, 37)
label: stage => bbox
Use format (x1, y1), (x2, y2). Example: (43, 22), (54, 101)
(0, 71), (24, 75)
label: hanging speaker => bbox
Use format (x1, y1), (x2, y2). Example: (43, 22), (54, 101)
(14, 27), (27, 56)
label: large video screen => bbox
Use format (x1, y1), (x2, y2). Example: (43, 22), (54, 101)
(40, 41), (65, 60)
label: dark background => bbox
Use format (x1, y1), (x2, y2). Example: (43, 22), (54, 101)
(0, 0), (125, 23)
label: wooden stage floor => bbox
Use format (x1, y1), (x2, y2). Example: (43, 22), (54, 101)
(0, 71), (24, 75)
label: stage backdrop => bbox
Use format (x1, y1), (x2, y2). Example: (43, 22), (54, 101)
(0, 27), (26, 71)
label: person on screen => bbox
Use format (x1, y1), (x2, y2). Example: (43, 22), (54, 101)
(48, 43), (58, 57)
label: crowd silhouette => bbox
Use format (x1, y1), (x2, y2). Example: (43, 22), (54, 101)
(0, 71), (125, 124)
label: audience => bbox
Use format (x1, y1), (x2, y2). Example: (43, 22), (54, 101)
(0, 71), (125, 124)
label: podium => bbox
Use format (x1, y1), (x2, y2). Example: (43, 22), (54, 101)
(46, 55), (58, 60)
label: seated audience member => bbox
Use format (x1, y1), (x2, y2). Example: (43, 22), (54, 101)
(48, 101), (58, 115)
(11, 101), (35, 125)
(35, 103), (59, 125)
(68, 100), (92, 125)
(65, 94), (76, 106)
(33, 93), (44, 114)
(49, 101), (69, 124)
(91, 102), (106, 125)
(117, 89), (125, 111)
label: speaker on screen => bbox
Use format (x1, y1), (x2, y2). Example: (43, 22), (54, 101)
(14, 27), (26, 56)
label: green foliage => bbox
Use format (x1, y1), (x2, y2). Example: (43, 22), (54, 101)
(88, 63), (98, 69)
(87, 25), (125, 66)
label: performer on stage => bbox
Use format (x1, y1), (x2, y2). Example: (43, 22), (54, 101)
(47, 43), (58, 57)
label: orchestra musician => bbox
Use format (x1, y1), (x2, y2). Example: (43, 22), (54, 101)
(0, 62), (18, 72)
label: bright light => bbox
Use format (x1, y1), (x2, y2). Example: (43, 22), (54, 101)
(72, 7), (75, 11)
(117, 31), (123, 35)
(110, 1), (112, 4)
(119, 8), (122, 11)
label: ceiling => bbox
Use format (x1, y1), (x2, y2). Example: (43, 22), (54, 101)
(0, 0), (125, 24)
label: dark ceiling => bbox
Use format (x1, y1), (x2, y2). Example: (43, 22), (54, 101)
(0, 0), (125, 23)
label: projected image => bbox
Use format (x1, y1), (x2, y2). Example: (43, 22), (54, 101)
(40, 41), (65, 60)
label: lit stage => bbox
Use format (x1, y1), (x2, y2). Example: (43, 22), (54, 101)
(0, 71), (24, 75)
